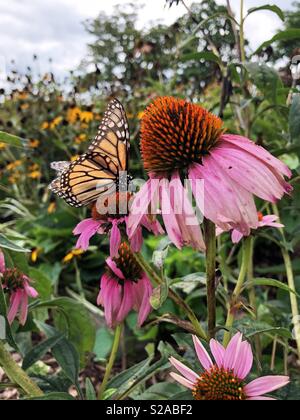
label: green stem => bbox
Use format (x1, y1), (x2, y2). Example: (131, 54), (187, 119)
(239, 0), (246, 62)
(272, 204), (300, 360)
(134, 252), (207, 341)
(204, 219), (217, 339)
(0, 341), (43, 397)
(98, 324), (123, 400)
(223, 236), (252, 347)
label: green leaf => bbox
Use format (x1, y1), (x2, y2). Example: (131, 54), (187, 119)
(181, 51), (221, 65)
(245, 278), (300, 298)
(28, 268), (53, 300)
(133, 382), (183, 400)
(22, 334), (64, 370)
(85, 378), (97, 400)
(247, 5), (285, 21)
(254, 29), (300, 55)
(150, 282), (169, 310)
(245, 62), (284, 104)
(32, 297), (96, 364)
(93, 327), (114, 361)
(0, 234), (30, 253)
(0, 131), (28, 148)
(26, 392), (75, 401)
(289, 94), (300, 143)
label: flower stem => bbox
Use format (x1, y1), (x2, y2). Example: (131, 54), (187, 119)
(0, 341), (43, 397)
(204, 219), (217, 339)
(98, 323), (123, 400)
(223, 236), (252, 347)
(272, 204), (300, 360)
(239, 0), (246, 62)
(133, 252), (208, 341)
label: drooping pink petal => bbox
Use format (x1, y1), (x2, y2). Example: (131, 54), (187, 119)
(141, 215), (164, 236)
(160, 178), (183, 249)
(192, 335), (213, 371)
(129, 226), (143, 253)
(19, 291), (29, 326)
(170, 372), (195, 390)
(221, 134), (292, 178)
(211, 142), (286, 202)
(247, 396), (276, 400)
(133, 275), (153, 327)
(73, 218), (103, 251)
(209, 339), (225, 368)
(116, 280), (134, 324)
(259, 215), (284, 229)
(231, 229), (244, 243)
(23, 279), (39, 298)
(189, 161), (258, 235)
(110, 220), (121, 258)
(171, 172), (206, 251)
(106, 257), (125, 280)
(169, 357), (199, 383)
(7, 290), (22, 324)
(244, 376), (290, 397)
(98, 275), (122, 328)
(0, 251), (5, 273)
(127, 178), (160, 237)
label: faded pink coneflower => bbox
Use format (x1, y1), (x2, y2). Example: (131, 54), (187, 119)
(97, 242), (153, 328)
(128, 97), (292, 249)
(170, 332), (289, 400)
(73, 193), (163, 257)
(217, 212), (284, 243)
(0, 251), (38, 326)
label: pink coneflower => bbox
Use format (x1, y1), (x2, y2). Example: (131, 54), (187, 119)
(217, 212), (284, 244)
(128, 97), (292, 246)
(73, 193), (163, 257)
(97, 242), (153, 328)
(170, 332), (289, 400)
(0, 251), (38, 326)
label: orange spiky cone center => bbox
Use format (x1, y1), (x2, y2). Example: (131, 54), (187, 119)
(111, 242), (143, 282)
(141, 97), (224, 174)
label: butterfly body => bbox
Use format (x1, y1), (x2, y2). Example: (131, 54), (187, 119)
(49, 99), (130, 208)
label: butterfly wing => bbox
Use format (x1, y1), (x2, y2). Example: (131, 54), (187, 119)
(49, 99), (130, 207)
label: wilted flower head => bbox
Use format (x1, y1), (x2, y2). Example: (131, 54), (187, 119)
(0, 251), (38, 326)
(128, 97), (292, 245)
(217, 212), (284, 243)
(170, 332), (289, 400)
(73, 192), (163, 257)
(97, 242), (153, 328)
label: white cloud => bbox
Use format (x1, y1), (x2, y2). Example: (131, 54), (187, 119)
(0, 0), (295, 79)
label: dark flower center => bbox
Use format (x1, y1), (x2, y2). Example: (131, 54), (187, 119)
(141, 96), (224, 174)
(111, 242), (143, 282)
(2, 268), (25, 291)
(193, 366), (246, 401)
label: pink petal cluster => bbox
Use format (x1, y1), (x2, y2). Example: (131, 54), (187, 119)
(73, 215), (163, 258)
(128, 171), (206, 251)
(0, 251), (38, 326)
(97, 257), (153, 329)
(128, 135), (292, 247)
(217, 213), (284, 243)
(170, 332), (289, 400)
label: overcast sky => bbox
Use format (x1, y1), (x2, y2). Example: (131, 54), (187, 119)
(0, 0), (296, 81)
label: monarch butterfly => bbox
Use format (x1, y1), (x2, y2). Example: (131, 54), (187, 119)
(49, 99), (130, 207)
